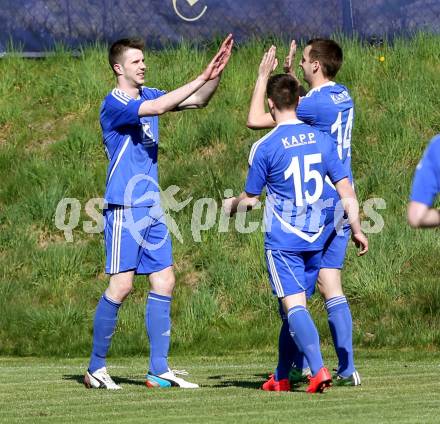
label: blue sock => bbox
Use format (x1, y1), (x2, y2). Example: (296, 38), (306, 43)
(287, 305), (324, 376)
(89, 294), (121, 373)
(275, 320), (296, 380)
(146, 292), (172, 375)
(275, 300), (308, 381)
(326, 296), (355, 377)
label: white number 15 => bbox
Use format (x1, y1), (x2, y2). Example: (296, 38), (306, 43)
(284, 153), (323, 207)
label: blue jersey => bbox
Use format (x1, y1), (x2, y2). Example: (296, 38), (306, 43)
(100, 86), (166, 207)
(245, 119), (348, 251)
(410, 135), (440, 206)
(297, 82), (354, 209)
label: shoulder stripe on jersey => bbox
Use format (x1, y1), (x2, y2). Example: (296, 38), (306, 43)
(111, 90), (128, 105)
(111, 89), (131, 105)
(114, 88), (132, 101)
(142, 86), (162, 92)
(248, 126), (279, 166)
(108, 136), (130, 182)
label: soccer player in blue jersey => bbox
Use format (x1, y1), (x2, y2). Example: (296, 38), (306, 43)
(408, 135), (440, 228)
(224, 74), (368, 393)
(83, 35), (233, 390)
(246, 40), (362, 387)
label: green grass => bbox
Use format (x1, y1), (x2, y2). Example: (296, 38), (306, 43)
(0, 34), (440, 355)
(0, 350), (439, 423)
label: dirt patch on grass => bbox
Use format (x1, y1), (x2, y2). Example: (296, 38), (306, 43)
(0, 123), (12, 147)
(37, 228), (69, 248)
(198, 142), (227, 159)
(25, 113), (79, 152)
(174, 258), (206, 289)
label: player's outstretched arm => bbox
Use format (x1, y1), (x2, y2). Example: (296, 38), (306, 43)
(335, 178), (368, 256)
(407, 201), (440, 228)
(176, 35), (234, 110)
(223, 192), (260, 216)
(138, 35), (233, 116)
(246, 46), (277, 129)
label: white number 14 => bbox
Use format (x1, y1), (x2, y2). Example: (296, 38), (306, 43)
(331, 107), (353, 160)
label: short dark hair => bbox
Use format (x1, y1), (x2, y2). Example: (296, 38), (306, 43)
(108, 38), (145, 72)
(266, 74), (300, 111)
(306, 38), (343, 78)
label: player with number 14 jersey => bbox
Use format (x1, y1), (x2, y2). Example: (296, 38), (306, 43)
(297, 81), (354, 210)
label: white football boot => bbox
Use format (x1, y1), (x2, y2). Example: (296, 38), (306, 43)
(84, 367), (121, 390)
(146, 369), (199, 389)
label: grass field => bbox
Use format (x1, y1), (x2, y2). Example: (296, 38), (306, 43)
(0, 34), (439, 356)
(0, 349), (439, 423)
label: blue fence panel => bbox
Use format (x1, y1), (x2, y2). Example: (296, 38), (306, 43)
(0, 0), (439, 52)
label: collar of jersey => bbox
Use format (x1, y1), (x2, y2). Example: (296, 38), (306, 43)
(277, 119), (303, 126)
(306, 81), (336, 96)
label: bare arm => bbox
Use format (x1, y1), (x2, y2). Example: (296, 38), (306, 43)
(246, 46), (277, 129)
(175, 76), (221, 110)
(138, 34), (233, 116)
(407, 201), (440, 228)
(283, 39), (307, 97)
(335, 178), (369, 255)
(174, 34), (233, 110)
(139, 75), (208, 116)
(223, 192), (260, 216)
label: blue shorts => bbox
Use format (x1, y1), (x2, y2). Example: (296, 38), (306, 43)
(104, 205), (173, 275)
(265, 249), (322, 299)
(321, 208), (351, 269)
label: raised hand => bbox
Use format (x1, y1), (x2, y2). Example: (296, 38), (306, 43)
(283, 39), (297, 75)
(201, 34), (234, 81)
(258, 45), (278, 79)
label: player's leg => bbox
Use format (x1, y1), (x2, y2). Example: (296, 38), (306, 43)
(286, 250), (326, 384)
(263, 299), (308, 391)
(85, 205), (137, 390)
(282, 290), (331, 393)
(268, 297), (311, 386)
(265, 249), (331, 393)
(147, 265), (174, 377)
(139, 215), (198, 388)
(319, 215), (360, 384)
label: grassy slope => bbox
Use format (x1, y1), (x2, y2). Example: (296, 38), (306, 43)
(0, 350), (439, 423)
(0, 35), (439, 356)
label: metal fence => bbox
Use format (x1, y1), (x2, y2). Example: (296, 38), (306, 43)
(0, 0), (439, 52)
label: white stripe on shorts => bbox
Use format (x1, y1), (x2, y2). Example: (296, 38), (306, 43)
(111, 207), (123, 274)
(267, 250), (284, 297)
(116, 207), (123, 273)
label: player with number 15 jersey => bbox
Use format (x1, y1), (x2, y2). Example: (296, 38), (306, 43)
(246, 40), (361, 387)
(224, 74), (367, 393)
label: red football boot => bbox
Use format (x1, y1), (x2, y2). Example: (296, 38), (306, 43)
(262, 374), (291, 392)
(306, 367), (332, 393)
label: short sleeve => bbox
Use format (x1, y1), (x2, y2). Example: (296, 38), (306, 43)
(104, 91), (143, 129)
(297, 95), (318, 125)
(410, 137), (440, 206)
(322, 134), (347, 183)
(143, 87), (167, 99)
(245, 144), (268, 195)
